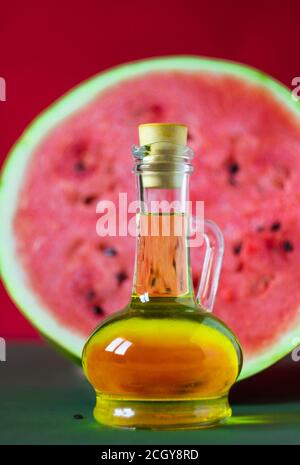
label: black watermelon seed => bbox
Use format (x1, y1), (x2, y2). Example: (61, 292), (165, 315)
(74, 161), (86, 172)
(103, 247), (118, 257)
(93, 305), (104, 315)
(228, 161), (240, 175)
(233, 242), (243, 255)
(256, 225), (265, 233)
(270, 222), (281, 232)
(73, 414), (84, 420)
(83, 195), (96, 205)
(282, 240), (294, 252)
(86, 290), (96, 301)
(116, 271), (128, 284)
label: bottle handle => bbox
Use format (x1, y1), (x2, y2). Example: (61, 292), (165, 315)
(193, 218), (224, 312)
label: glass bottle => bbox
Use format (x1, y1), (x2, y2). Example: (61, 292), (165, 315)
(82, 123), (242, 429)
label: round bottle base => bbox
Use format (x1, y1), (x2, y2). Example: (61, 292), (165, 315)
(93, 394), (231, 430)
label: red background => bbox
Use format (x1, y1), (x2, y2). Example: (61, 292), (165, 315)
(1, 0), (300, 340)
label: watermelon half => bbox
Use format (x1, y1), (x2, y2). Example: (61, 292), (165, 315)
(1, 56), (300, 380)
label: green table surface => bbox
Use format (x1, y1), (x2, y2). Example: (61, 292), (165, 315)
(1, 343), (300, 445)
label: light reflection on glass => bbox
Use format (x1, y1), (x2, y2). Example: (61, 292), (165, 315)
(105, 337), (132, 356)
(114, 408), (135, 418)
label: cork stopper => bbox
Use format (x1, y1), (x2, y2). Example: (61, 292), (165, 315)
(139, 123), (187, 146)
(136, 123), (190, 189)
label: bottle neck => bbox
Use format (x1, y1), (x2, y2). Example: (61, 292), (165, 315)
(131, 174), (195, 305)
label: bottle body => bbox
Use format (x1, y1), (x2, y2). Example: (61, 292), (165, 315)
(82, 300), (242, 429)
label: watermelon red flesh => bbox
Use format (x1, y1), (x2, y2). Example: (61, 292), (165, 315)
(14, 71), (300, 361)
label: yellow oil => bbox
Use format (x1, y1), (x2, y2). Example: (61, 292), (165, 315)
(82, 302), (242, 429)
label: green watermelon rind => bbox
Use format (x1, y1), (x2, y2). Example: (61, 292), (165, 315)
(1, 56), (300, 380)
